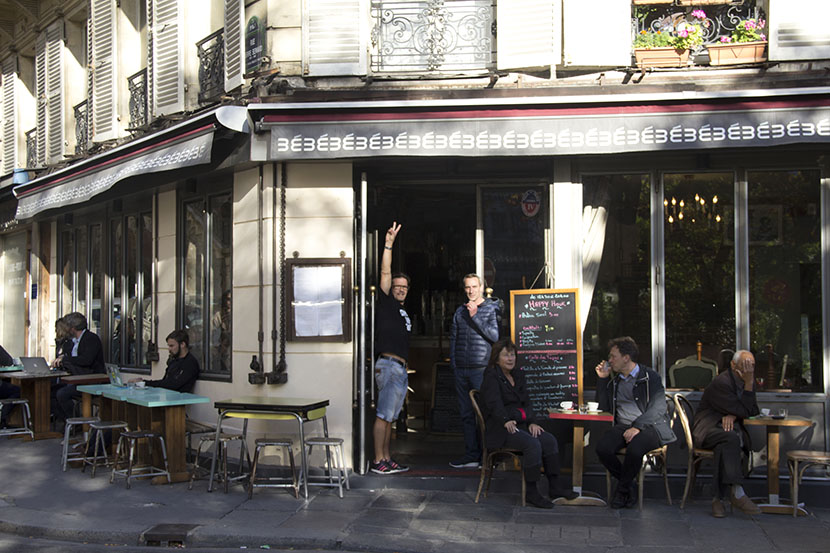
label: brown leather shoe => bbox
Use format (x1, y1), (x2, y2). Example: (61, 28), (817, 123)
(711, 498), (727, 518)
(730, 494), (761, 515)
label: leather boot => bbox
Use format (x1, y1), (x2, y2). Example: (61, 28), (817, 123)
(524, 465), (552, 509)
(548, 475), (578, 501)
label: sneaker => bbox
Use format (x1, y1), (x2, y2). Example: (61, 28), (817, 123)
(449, 458), (481, 469)
(370, 460), (393, 474)
(386, 459), (409, 473)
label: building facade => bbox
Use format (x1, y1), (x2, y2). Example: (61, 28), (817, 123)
(0, 0), (829, 473)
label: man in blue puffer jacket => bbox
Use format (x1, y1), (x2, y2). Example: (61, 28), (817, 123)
(449, 274), (499, 468)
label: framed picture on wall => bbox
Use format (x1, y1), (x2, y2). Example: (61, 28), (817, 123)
(286, 258), (352, 342)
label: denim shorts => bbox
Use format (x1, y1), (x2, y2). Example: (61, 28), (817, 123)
(375, 357), (408, 422)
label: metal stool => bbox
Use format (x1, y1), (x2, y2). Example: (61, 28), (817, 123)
(185, 419), (217, 464)
(82, 420), (129, 477)
(189, 432), (250, 493)
(61, 416), (100, 471)
(0, 398), (34, 440)
(249, 437), (298, 499)
(110, 430), (172, 488)
(301, 436), (350, 498)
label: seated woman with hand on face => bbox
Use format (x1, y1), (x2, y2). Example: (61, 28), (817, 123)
(480, 339), (578, 508)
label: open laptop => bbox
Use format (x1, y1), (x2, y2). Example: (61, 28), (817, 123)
(19, 356), (51, 374)
(105, 363), (125, 387)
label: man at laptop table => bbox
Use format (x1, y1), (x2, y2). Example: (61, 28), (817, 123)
(51, 312), (105, 425)
(130, 330), (200, 393)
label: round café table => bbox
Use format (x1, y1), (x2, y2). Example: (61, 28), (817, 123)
(744, 415), (813, 515)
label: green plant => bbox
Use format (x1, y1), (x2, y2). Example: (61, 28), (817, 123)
(634, 29), (676, 48)
(674, 20), (705, 50)
(719, 18), (766, 43)
(634, 10), (707, 50)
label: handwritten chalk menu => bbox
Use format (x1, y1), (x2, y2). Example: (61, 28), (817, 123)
(510, 289), (582, 414)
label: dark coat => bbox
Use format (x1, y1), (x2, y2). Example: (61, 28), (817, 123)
(146, 352), (200, 393)
(450, 299), (499, 369)
(693, 368), (759, 450)
(480, 365), (542, 450)
(595, 365), (676, 445)
(61, 331), (105, 375)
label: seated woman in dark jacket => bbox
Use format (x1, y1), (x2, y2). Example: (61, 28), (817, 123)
(480, 339), (577, 508)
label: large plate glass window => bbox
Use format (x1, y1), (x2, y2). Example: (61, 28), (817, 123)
(181, 191), (232, 379)
(581, 175), (651, 388)
(748, 170), (821, 392)
(59, 222), (104, 344)
(0, 231), (29, 355)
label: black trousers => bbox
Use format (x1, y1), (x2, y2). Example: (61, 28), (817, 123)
(501, 427), (561, 479)
(596, 424), (661, 489)
(700, 427), (745, 499)
(0, 380), (20, 421)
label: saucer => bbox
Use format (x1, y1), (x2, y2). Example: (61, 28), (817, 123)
(559, 409), (576, 413)
(587, 410), (601, 414)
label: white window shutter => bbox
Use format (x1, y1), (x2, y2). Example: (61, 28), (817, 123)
(2, 56), (18, 175)
(45, 21), (65, 164)
(224, 0), (244, 91)
(562, 0), (630, 66)
(304, 0), (367, 76)
(91, 0), (118, 142)
(35, 31), (47, 166)
(152, 0), (184, 116)
(769, 0), (830, 61)
(497, 0), (558, 71)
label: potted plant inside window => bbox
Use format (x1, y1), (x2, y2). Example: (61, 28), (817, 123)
(633, 11), (706, 68)
(707, 18), (767, 65)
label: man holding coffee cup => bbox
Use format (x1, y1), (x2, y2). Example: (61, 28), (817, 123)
(594, 337), (676, 509)
(692, 350), (761, 517)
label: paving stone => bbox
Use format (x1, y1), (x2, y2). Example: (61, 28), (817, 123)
(621, 519), (693, 546)
(371, 490), (429, 510)
(417, 502), (514, 522)
(351, 507), (414, 529)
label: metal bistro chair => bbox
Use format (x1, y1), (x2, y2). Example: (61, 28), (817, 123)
(469, 389), (525, 506)
(787, 450), (830, 517)
(605, 394), (674, 511)
(0, 398), (34, 440)
(673, 394), (715, 509)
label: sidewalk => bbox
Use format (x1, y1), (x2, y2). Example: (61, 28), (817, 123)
(1, 438), (828, 552)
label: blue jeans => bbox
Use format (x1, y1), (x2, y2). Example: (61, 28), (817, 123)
(455, 366), (485, 460)
(375, 357), (408, 423)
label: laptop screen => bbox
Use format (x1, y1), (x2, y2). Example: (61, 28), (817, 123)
(20, 357), (50, 373)
(105, 363), (123, 387)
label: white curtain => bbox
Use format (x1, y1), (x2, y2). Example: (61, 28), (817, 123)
(581, 189), (609, 330)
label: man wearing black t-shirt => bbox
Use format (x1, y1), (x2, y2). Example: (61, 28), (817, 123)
(371, 221), (412, 475)
(131, 329), (200, 392)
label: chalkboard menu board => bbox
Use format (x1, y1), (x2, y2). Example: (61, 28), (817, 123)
(510, 289), (582, 415)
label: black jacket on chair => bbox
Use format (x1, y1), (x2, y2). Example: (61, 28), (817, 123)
(62, 331), (105, 375)
(480, 365), (542, 450)
(692, 368), (759, 450)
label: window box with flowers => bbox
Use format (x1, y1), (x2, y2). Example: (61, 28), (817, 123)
(707, 17), (767, 65)
(633, 10), (706, 68)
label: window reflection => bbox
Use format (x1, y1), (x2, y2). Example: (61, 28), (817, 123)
(664, 173), (734, 380)
(582, 175), (651, 387)
(184, 200), (206, 369)
(748, 171), (821, 392)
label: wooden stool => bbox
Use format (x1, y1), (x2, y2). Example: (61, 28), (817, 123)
(110, 430), (172, 488)
(0, 398), (34, 440)
(61, 416), (100, 471)
(787, 450), (830, 517)
(249, 437), (298, 499)
(82, 420), (129, 477)
(301, 436), (350, 498)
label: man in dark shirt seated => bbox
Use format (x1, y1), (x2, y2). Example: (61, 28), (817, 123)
(132, 329), (200, 392)
(52, 312), (106, 424)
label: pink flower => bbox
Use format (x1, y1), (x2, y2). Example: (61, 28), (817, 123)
(758, 19), (766, 29)
(744, 20), (756, 30)
(760, 33), (766, 41)
(720, 36), (732, 43)
(691, 10), (706, 19)
(678, 28), (689, 38)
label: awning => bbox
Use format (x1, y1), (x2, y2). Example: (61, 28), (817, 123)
(249, 87), (830, 160)
(13, 105), (248, 219)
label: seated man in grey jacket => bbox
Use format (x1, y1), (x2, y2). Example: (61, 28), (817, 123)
(449, 273), (499, 469)
(594, 336), (676, 508)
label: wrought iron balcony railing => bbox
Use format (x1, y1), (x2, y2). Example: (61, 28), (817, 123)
(128, 68), (148, 131)
(74, 100), (88, 156)
(25, 128), (36, 168)
(196, 28), (225, 104)
(370, 0), (495, 73)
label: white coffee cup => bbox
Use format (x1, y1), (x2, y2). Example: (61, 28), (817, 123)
(136, 381), (146, 388)
(587, 402), (599, 412)
(560, 401), (574, 410)
(760, 408), (770, 416)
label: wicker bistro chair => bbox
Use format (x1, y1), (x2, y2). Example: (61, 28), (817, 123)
(604, 394), (674, 511)
(469, 389), (525, 506)
(787, 450), (830, 517)
(673, 394), (715, 509)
